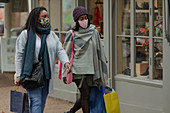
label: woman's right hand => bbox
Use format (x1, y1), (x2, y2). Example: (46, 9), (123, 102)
(16, 77), (22, 86)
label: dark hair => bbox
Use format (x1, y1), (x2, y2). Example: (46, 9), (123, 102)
(72, 15), (90, 31)
(23, 6), (47, 31)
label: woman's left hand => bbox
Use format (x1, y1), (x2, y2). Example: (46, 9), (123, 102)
(16, 77), (22, 86)
(65, 62), (71, 73)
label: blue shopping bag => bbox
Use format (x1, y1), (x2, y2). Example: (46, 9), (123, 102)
(10, 90), (29, 113)
(90, 86), (106, 113)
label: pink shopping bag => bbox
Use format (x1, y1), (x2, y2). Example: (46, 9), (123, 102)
(58, 30), (74, 84)
(58, 60), (63, 80)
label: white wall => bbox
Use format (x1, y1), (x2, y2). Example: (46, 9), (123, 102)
(115, 77), (163, 113)
(162, 38), (170, 113)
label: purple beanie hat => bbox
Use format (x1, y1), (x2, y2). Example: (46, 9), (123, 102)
(73, 6), (88, 22)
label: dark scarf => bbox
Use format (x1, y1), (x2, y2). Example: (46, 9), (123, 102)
(21, 25), (51, 80)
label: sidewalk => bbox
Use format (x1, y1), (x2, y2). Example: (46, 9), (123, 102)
(0, 72), (82, 113)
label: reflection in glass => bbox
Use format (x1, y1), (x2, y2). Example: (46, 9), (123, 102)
(154, 39), (163, 80)
(117, 37), (131, 75)
(135, 38), (149, 78)
(154, 0), (163, 37)
(135, 0), (149, 36)
(11, 13), (28, 37)
(118, 0), (130, 35)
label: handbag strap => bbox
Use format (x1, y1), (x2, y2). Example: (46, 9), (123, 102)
(69, 30), (74, 66)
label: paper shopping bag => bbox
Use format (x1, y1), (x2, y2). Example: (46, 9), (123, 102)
(58, 30), (74, 84)
(90, 86), (106, 113)
(104, 91), (121, 113)
(10, 90), (29, 113)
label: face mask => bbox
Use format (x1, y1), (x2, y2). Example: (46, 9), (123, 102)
(39, 18), (49, 28)
(78, 19), (88, 28)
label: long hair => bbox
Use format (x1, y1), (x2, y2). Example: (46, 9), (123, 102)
(72, 15), (90, 31)
(23, 6), (47, 31)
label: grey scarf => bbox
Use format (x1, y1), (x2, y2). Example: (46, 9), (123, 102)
(63, 24), (108, 85)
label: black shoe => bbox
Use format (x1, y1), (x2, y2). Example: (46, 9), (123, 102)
(64, 110), (71, 113)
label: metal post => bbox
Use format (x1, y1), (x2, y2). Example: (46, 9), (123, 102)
(28, 0), (32, 13)
(130, 0), (135, 77)
(149, 0), (154, 80)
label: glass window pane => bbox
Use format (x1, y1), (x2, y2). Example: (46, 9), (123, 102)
(154, 0), (163, 37)
(117, 37), (131, 75)
(118, 0), (130, 35)
(135, 37), (149, 78)
(135, 0), (149, 36)
(154, 39), (163, 80)
(11, 0), (28, 37)
(0, 7), (4, 36)
(89, 0), (104, 37)
(62, 0), (74, 31)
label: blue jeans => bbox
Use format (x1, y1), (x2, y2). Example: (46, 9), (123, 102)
(27, 80), (49, 113)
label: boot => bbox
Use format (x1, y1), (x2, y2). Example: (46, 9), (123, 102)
(64, 110), (71, 113)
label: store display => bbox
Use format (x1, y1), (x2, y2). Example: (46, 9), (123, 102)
(89, 0), (103, 38)
(141, 67), (149, 76)
(93, 6), (101, 26)
(122, 68), (131, 75)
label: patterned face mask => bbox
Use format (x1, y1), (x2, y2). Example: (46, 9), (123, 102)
(39, 18), (50, 28)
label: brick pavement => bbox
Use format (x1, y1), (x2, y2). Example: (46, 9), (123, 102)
(0, 72), (82, 113)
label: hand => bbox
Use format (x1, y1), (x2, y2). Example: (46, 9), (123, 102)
(65, 62), (71, 74)
(16, 77), (22, 86)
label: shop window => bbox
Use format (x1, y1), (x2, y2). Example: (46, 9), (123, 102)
(153, 39), (163, 80)
(153, 0), (163, 80)
(135, 0), (150, 79)
(117, 0), (131, 76)
(117, 37), (131, 75)
(11, 0), (28, 37)
(90, 0), (104, 38)
(117, 0), (163, 80)
(135, 0), (149, 36)
(135, 37), (149, 78)
(118, 0), (130, 35)
(62, 0), (74, 31)
(0, 4), (4, 37)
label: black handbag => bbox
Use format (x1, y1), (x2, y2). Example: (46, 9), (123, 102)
(22, 60), (45, 90)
